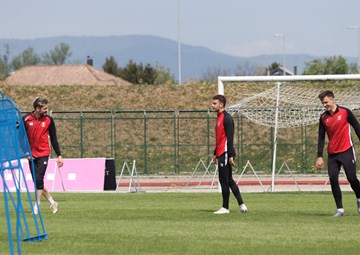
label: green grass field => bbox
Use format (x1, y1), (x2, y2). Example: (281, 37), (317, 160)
(1, 192), (360, 255)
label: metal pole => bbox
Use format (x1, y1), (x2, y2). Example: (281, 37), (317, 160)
(177, 0), (182, 84)
(143, 111), (147, 174)
(282, 35), (286, 75)
(271, 82), (281, 192)
(173, 110), (178, 173)
(80, 111), (84, 158)
(273, 33), (285, 75)
(358, 27), (360, 73)
(348, 25), (360, 73)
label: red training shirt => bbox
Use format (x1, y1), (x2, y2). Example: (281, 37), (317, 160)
(317, 105), (360, 156)
(214, 111), (236, 158)
(23, 112), (61, 158)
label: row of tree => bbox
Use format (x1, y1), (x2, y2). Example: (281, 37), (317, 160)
(1, 42), (358, 83)
(102, 56), (174, 85)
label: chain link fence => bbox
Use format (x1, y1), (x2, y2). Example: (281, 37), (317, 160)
(43, 109), (344, 175)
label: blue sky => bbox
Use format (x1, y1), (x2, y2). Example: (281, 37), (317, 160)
(1, 0), (360, 57)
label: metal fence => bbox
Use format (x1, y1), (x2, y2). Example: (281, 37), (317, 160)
(42, 109), (346, 175)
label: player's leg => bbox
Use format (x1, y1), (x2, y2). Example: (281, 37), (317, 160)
(339, 147), (360, 213)
(43, 187), (58, 214)
(29, 157), (46, 214)
(36, 157), (59, 214)
(227, 165), (247, 212)
(327, 154), (343, 216)
(214, 153), (230, 214)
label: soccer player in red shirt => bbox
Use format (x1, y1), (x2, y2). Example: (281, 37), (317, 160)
(211, 95), (247, 214)
(24, 97), (64, 214)
(316, 90), (360, 217)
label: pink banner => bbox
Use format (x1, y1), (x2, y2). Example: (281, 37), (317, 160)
(1, 158), (106, 192)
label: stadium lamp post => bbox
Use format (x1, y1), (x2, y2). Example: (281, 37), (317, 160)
(273, 33), (286, 75)
(348, 25), (360, 73)
(177, 0), (182, 84)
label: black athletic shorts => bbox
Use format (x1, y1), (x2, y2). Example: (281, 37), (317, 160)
(29, 156), (49, 190)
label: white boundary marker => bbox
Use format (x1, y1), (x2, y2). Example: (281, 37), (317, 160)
(266, 161), (300, 192)
(236, 160), (265, 192)
(117, 160), (142, 193)
(187, 159), (219, 191)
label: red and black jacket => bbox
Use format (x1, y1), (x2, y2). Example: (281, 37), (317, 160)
(318, 105), (360, 157)
(23, 112), (61, 158)
(214, 110), (236, 158)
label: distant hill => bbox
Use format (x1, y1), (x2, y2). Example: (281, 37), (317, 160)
(0, 35), (356, 82)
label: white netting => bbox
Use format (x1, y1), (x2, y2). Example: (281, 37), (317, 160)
(220, 75), (360, 128)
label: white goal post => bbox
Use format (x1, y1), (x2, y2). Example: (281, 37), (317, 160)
(218, 74), (360, 192)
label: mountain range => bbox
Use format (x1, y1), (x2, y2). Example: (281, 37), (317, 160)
(0, 35), (356, 82)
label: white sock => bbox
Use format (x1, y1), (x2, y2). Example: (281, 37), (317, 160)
(337, 208), (344, 212)
(49, 197), (55, 205)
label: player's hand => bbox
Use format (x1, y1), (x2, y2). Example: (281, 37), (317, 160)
(57, 155), (64, 168)
(211, 155), (217, 164)
(315, 157), (324, 170)
(229, 157), (235, 166)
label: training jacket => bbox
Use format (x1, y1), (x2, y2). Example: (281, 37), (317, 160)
(214, 110), (236, 158)
(317, 105), (360, 157)
(23, 112), (61, 158)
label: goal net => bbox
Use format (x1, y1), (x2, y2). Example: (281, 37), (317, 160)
(218, 74), (360, 191)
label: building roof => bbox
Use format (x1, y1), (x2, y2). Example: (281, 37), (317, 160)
(269, 66), (294, 76)
(5, 64), (131, 86)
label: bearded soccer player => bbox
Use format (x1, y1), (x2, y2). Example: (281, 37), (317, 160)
(211, 94), (247, 214)
(316, 90), (360, 217)
(24, 97), (63, 214)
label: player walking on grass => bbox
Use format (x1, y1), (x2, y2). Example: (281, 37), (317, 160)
(211, 94), (247, 214)
(24, 97), (63, 214)
(316, 90), (360, 217)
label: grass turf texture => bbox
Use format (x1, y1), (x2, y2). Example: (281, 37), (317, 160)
(1, 192), (360, 255)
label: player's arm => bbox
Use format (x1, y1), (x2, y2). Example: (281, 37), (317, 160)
(49, 117), (63, 167)
(346, 108), (360, 141)
(316, 117), (326, 169)
(211, 147), (217, 164)
(224, 113), (236, 159)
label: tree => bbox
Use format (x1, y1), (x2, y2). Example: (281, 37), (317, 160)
(118, 60), (157, 84)
(200, 67), (232, 83)
(43, 42), (72, 65)
(141, 63), (157, 84)
(153, 62), (175, 85)
(0, 45), (10, 79)
(234, 62), (267, 76)
(349, 63), (358, 74)
(303, 55), (349, 75)
(11, 47), (41, 70)
(199, 62), (266, 83)
(118, 60), (139, 84)
(102, 56), (119, 76)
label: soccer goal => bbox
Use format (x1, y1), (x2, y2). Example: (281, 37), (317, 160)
(218, 74), (360, 191)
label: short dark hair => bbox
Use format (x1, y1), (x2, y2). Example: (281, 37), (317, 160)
(213, 94), (226, 107)
(33, 97), (48, 109)
(318, 90), (334, 101)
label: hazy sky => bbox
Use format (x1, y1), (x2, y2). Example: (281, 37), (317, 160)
(1, 0), (360, 57)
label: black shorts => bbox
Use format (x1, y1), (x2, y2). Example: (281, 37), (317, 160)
(29, 156), (49, 190)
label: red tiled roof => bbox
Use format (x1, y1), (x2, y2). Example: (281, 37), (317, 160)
(5, 65), (131, 86)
